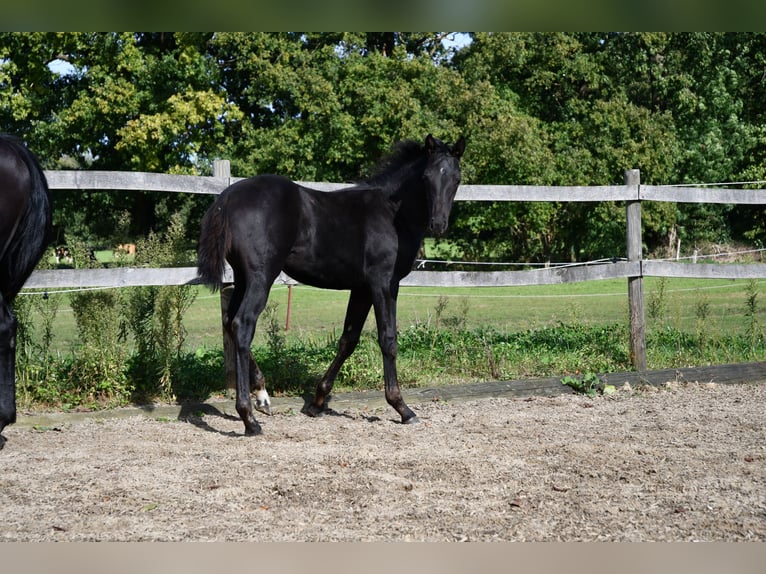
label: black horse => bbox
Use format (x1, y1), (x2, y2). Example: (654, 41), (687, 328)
(0, 135), (52, 449)
(198, 134), (465, 435)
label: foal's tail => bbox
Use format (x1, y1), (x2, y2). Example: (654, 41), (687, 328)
(197, 196), (231, 292)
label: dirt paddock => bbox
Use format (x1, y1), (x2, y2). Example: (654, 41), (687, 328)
(2, 379), (765, 542)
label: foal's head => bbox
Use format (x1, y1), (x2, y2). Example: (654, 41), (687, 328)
(422, 134), (466, 236)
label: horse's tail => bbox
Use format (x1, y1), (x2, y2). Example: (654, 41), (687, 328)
(197, 194), (231, 292)
(0, 135), (52, 301)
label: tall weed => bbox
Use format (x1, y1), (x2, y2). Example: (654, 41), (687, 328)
(648, 277), (669, 326)
(695, 289), (710, 351)
(744, 279), (762, 355)
(13, 248), (67, 406)
(123, 211), (197, 401)
(67, 239), (128, 407)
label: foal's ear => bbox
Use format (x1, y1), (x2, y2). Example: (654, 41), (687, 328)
(425, 133), (437, 153)
(452, 136), (466, 159)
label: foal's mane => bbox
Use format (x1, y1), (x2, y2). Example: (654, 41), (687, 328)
(358, 139), (427, 191)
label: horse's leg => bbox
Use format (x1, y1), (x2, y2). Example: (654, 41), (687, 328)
(371, 286), (419, 424)
(227, 277), (272, 435)
(249, 356), (270, 415)
(223, 281), (269, 421)
(0, 298), (17, 449)
(305, 288), (372, 417)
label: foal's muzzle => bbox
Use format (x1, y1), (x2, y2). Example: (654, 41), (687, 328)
(428, 218), (449, 237)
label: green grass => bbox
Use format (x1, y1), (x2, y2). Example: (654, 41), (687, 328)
(25, 277), (765, 352)
(39, 247), (765, 346)
(15, 275), (765, 411)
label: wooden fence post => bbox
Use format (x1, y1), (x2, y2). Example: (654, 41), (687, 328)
(625, 169), (647, 371)
(213, 160), (236, 392)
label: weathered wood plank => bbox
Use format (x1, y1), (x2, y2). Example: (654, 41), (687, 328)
(642, 261), (766, 280)
(40, 170), (766, 205)
(24, 260), (766, 292)
(25, 263), (640, 291)
(401, 261), (639, 287)
(455, 184), (636, 202)
(640, 185), (766, 204)
(25, 267), (202, 288)
(45, 171), (648, 202)
(601, 361), (766, 387)
(404, 361), (766, 402)
(45, 170), (230, 195)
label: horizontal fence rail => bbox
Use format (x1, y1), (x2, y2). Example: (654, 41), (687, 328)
(639, 185), (766, 204)
(44, 169), (766, 202)
(31, 259), (766, 289)
(24, 262), (649, 290)
(28, 167), (766, 290)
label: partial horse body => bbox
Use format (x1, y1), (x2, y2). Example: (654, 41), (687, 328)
(0, 135), (52, 449)
(198, 134), (465, 435)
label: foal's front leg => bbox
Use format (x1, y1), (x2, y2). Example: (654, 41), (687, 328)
(372, 288), (419, 424)
(305, 288), (372, 417)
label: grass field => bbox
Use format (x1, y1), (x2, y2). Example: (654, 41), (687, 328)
(14, 272), (766, 410)
(21, 276), (766, 352)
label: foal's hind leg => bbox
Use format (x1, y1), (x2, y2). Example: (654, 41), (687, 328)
(305, 288), (372, 417)
(227, 277), (272, 435)
(0, 299), (18, 448)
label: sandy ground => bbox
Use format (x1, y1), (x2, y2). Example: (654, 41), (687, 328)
(1, 381), (765, 541)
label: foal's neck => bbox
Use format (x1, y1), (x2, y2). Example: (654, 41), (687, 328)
(388, 159), (429, 232)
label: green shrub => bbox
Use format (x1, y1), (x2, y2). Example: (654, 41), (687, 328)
(66, 239), (129, 408)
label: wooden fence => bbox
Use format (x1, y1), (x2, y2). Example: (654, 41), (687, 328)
(24, 161), (766, 371)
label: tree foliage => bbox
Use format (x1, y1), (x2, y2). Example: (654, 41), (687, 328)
(2, 32), (765, 260)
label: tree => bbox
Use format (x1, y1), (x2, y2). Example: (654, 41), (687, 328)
(210, 32), (467, 182)
(1, 32), (238, 244)
(2, 32), (765, 259)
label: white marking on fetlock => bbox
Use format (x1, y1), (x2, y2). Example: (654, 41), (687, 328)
(254, 389), (271, 415)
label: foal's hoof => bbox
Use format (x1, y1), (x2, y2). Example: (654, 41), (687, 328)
(254, 389), (272, 416)
(0, 433), (6, 450)
(243, 419), (262, 436)
(303, 403), (325, 418)
(402, 415), (421, 425)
